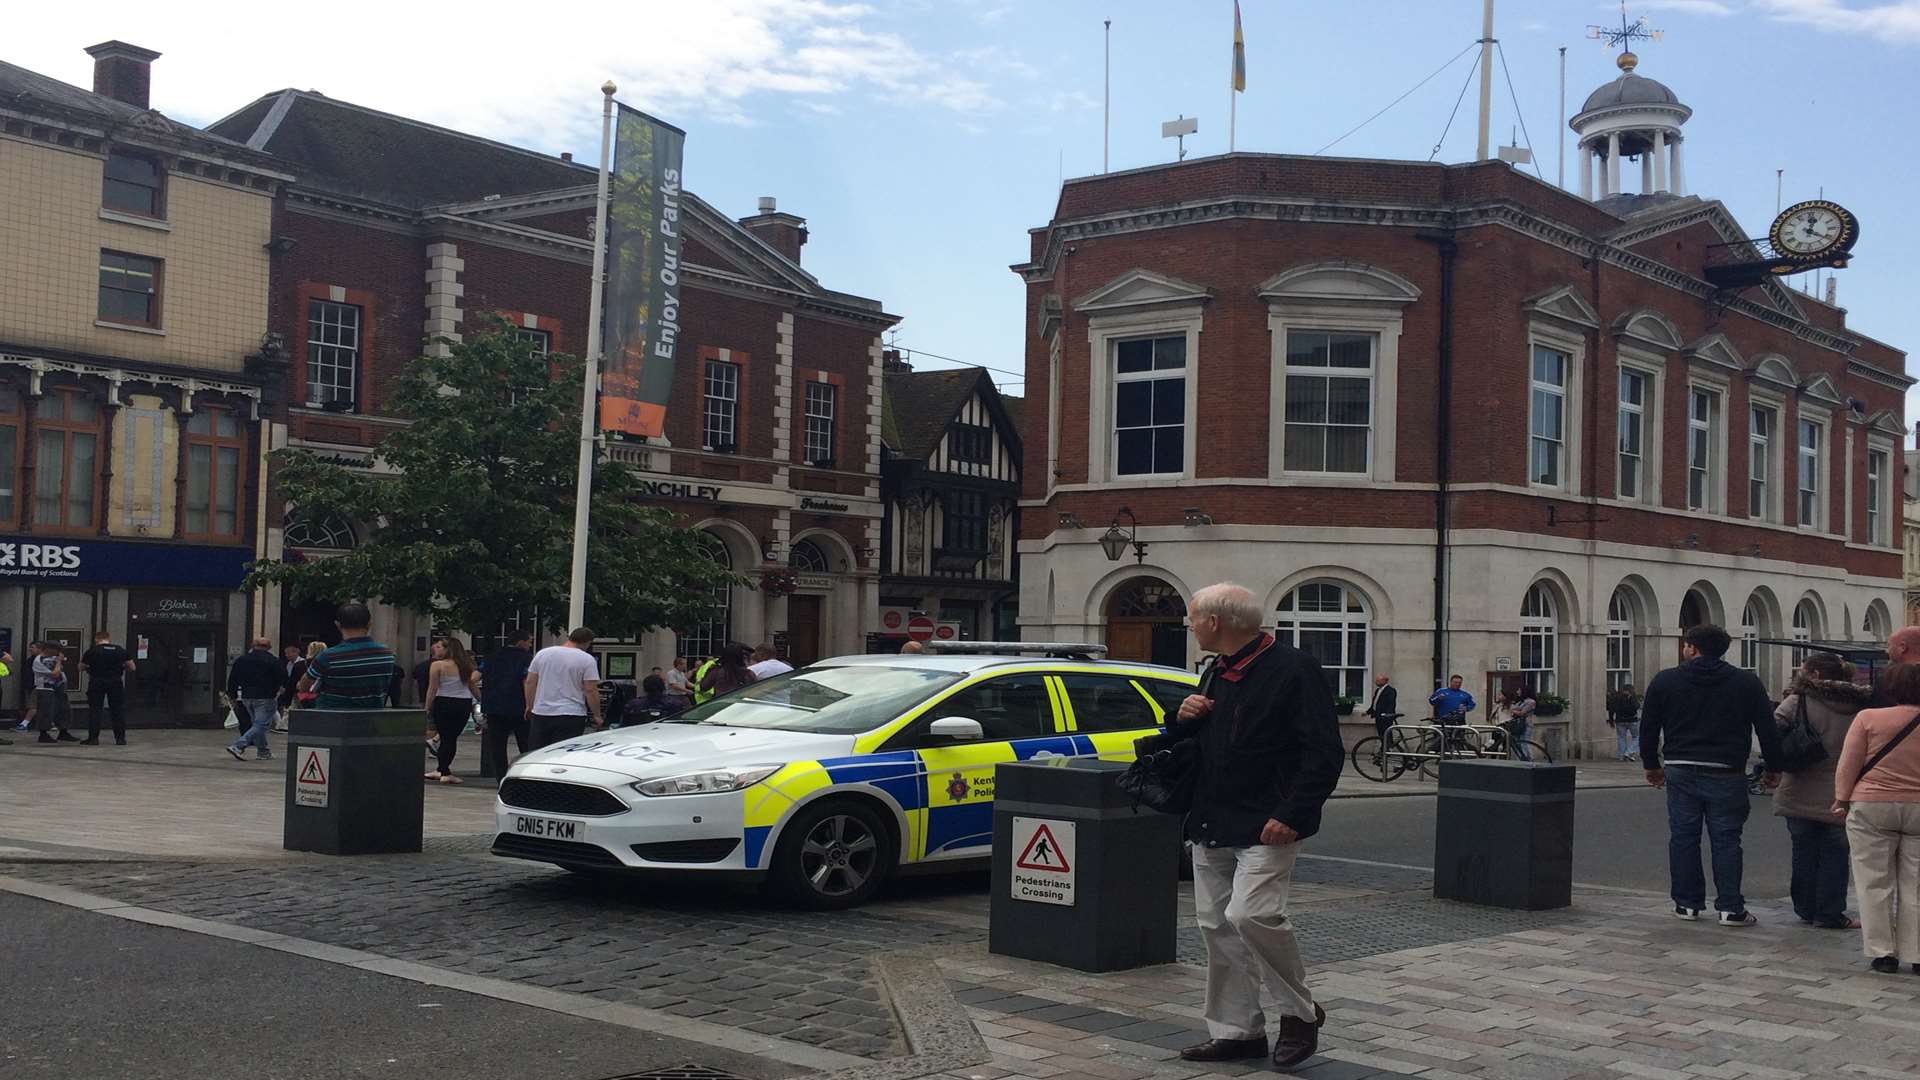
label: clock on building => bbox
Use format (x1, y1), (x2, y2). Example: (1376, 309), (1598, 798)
(1768, 200), (1859, 265)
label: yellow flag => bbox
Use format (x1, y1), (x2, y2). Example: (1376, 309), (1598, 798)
(1233, 0), (1247, 92)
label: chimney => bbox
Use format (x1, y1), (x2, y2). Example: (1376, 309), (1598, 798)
(85, 41), (162, 110)
(738, 195), (809, 265)
(882, 349), (912, 374)
(560, 152), (573, 162)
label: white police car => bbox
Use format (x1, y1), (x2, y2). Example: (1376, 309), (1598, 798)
(491, 644), (1196, 908)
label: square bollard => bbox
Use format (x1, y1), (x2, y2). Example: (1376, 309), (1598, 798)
(1433, 758), (1574, 910)
(989, 758), (1182, 971)
(284, 708), (427, 855)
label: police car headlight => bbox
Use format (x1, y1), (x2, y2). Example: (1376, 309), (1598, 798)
(631, 765), (783, 797)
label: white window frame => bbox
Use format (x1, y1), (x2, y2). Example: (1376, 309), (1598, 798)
(702, 359), (740, 453)
(1526, 325), (1585, 494)
(1109, 333), (1189, 479)
(1605, 588), (1634, 692)
(1278, 329), (1375, 476)
(1273, 581), (1372, 700)
(1520, 581), (1559, 695)
(306, 300), (361, 410)
(1530, 346), (1569, 490)
(1615, 351), (1666, 505)
(1045, 332), (1061, 497)
(1797, 413), (1827, 531)
(1747, 396), (1783, 523)
(1791, 598), (1818, 666)
(1267, 304), (1403, 483)
(803, 381), (836, 466)
(1739, 599), (1761, 673)
(1685, 382), (1726, 514)
(1617, 369), (1645, 502)
(1086, 308), (1201, 484)
(1868, 442), (1892, 547)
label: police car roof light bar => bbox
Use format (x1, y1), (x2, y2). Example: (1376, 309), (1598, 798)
(924, 641), (1110, 660)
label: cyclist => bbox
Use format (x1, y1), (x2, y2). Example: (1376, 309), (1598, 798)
(1428, 675), (1477, 755)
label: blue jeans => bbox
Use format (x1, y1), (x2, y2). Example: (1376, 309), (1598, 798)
(230, 698), (277, 757)
(1616, 721), (1640, 759)
(1783, 816), (1851, 926)
(1666, 766), (1752, 913)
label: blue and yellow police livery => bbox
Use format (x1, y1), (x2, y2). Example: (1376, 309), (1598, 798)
(492, 648), (1196, 908)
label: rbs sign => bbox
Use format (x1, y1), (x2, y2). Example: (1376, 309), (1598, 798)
(0, 543), (83, 572)
(0, 537), (251, 588)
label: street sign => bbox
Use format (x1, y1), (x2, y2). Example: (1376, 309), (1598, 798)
(933, 621), (960, 641)
(1010, 816), (1076, 906)
(1495, 657), (1513, 671)
(295, 747), (330, 808)
(907, 615), (936, 642)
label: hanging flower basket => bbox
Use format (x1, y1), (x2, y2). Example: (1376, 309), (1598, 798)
(759, 569), (799, 596)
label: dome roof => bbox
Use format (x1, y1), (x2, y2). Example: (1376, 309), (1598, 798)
(1582, 72), (1682, 112)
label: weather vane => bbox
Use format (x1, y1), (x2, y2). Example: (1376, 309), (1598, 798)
(1587, 1), (1663, 55)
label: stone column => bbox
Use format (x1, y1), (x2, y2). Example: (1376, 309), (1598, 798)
(1670, 139), (1685, 196)
(422, 242), (463, 358)
(1606, 131), (1622, 195)
(1579, 144), (1593, 200)
(1653, 130), (1668, 192)
(1640, 147), (1654, 193)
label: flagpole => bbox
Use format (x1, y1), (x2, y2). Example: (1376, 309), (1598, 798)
(1229, 1), (1237, 152)
(568, 81), (618, 630)
(1103, 19), (1111, 173)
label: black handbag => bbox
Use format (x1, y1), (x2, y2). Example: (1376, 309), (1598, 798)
(1777, 693), (1829, 774)
(1117, 735), (1199, 815)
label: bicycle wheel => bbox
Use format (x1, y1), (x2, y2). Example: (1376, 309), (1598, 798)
(1351, 736), (1406, 782)
(1517, 740), (1552, 764)
(1416, 729), (1446, 781)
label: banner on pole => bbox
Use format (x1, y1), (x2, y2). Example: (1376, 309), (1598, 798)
(601, 105), (688, 439)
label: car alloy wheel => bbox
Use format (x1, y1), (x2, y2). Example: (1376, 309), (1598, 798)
(799, 811), (879, 899)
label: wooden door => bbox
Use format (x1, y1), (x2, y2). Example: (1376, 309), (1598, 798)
(1106, 621), (1153, 663)
(787, 595), (822, 666)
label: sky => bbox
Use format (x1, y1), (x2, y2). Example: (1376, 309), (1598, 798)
(12, 0), (1920, 415)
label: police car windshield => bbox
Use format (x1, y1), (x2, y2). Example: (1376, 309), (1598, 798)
(667, 666), (964, 734)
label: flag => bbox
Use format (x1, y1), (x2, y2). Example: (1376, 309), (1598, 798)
(1232, 0), (1246, 92)
(601, 105), (688, 439)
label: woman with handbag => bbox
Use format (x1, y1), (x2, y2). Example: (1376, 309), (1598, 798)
(1833, 661), (1920, 974)
(1772, 652), (1868, 930)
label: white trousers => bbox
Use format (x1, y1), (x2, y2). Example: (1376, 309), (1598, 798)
(1191, 842), (1315, 1038)
(1847, 801), (1920, 961)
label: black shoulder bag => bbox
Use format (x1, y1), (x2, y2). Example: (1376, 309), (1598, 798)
(1117, 656), (1218, 815)
(1777, 694), (1829, 774)
(1856, 711), (1920, 787)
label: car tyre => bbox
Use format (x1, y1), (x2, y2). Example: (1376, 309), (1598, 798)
(771, 798), (893, 910)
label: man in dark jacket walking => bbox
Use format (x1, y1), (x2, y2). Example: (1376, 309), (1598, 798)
(1159, 583), (1343, 1072)
(1641, 623), (1784, 926)
(479, 629), (536, 777)
(224, 637), (286, 762)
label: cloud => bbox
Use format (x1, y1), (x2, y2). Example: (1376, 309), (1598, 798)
(1636, 0), (1737, 14)
(1752, 0), (1920, 42)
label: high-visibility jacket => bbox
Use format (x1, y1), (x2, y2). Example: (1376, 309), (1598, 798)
(692, 658), (717, 704)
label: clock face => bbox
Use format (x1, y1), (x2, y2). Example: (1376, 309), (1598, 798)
(1769, 200), (1858, 263)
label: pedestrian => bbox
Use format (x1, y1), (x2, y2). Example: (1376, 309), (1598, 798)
(1834, 660), (1920, 974)
(1428, 674), (1474, 754)
(690, 654), (719, 704)
(278, 644), (308, 727)
(224, 636), (286, 761)
(1772, 652), (1869, 931)
(1151, 583), (1342, 1071)
(1362, 674), (1398, 742)
(700, 642), (759, 699)
(1640, 623), (1783, 926)
(899, 640), (926, 654)
(0, 649), (12, 746)
(1608, 682), (1642, 761)
(30, 641), (76, 744)
(748, 643), (794, 679)
(622, 673), (685, 726)
(1509, 685), (1538, 761)
(79, 629), (134, 746)
(422, 637), (480, 784)
(295, 640), (326, 709)
(664, 657), (692, 709)
(479, 628), (535, 777)
(524, 627), (603, 749)
(298, 604), (398, 709)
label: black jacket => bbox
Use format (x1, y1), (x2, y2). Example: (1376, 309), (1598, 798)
(1151, 634), (1344, 846)
(227, 648), (285, 701)
(1365, 684), (1398, 721)
(1640, 657), (1782, 771)
(481, 646), (534, 715)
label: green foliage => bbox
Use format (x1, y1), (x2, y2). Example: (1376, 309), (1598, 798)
(1534, 693), (1570, 717)
(246, 320), (740, 637)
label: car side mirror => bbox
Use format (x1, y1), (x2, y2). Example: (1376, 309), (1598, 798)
(928, 717), (984, 741)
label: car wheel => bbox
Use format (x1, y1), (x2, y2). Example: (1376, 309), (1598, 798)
(772, 799), (893, 910)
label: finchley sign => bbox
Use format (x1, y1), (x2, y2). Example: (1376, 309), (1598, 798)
(636, 480), (722, 502)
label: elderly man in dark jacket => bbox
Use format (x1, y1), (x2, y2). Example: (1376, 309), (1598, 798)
(1152, 582), (1344, 1071)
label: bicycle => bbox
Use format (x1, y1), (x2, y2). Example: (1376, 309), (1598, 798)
(1350, 716), (1554, 782)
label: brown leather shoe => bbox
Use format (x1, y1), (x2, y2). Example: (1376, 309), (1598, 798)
(1178, 1036), (1268, 1062)
(1270, 1004), (1326, 1071)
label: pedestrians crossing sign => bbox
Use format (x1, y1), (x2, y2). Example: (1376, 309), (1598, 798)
(1010, 817), (1075, 906)
(295, 747), (330, 808)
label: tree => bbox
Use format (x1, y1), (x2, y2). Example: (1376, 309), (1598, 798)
(247, 320), (740, 638)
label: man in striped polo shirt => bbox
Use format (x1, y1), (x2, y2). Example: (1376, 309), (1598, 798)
(298, 603), (398, 709)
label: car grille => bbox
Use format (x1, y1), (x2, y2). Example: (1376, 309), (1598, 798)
(630, 838), (741, 864)
(492, 833), (625, 869)
(499, 778), (627, 816)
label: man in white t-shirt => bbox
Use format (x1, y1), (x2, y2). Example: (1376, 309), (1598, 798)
(523, 627), (603, 750)
(748, 643), (794, 680)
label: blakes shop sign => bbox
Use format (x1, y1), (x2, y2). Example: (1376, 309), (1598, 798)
(0, 538), (251, 588)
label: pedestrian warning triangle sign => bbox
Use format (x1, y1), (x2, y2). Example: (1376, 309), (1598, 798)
(1015, 823), (1070, 872)
(297, 749), (327, 785)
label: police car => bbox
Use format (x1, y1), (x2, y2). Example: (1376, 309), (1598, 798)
(491, 643), (1196, 908)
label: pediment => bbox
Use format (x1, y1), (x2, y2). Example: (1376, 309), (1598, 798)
(1611, 307), (1682, 351)
(1866, 409), (1907, 438)
(1608, 199), (1807, 320)
(1257, 260), (1420, 305)
(1749, 353), (1799, 388)
(1072, 269), (1212, 315)
(1684, 332), (1744, 372)
(1523, 285), (1600, 329)
(1802, 374), (1845, 407)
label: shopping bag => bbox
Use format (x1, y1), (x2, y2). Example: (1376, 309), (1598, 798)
(224, 705), (243, 730)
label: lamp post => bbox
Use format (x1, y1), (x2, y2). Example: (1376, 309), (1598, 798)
(1098, 507), (1147, 564)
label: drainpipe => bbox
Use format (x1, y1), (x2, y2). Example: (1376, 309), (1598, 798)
(1418, 229), (1458, 688)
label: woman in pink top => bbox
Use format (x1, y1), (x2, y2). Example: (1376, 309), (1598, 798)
(1833, 662), (1920, 974)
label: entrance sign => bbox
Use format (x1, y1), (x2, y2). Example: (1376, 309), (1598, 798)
(1010, 816), (1076, 906)
(601, 105), (689, 439)
(295, 747), (331, 808)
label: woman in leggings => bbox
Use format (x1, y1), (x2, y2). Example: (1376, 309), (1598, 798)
(423, 637), (480, 784)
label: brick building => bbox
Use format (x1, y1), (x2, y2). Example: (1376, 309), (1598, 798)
(1013, 59), (1908, 755)
(205, 91), (896, 678)
(0, 43), (292, 725)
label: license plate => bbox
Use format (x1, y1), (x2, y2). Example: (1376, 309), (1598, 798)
(512, 814), (578, 841)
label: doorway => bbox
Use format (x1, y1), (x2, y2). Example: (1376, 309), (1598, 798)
(1104, 578), (1188, 669)
(787, 595), (822, 666)
(130, 624), (223, 726)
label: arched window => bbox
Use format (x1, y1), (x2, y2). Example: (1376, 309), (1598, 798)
(679, 534), (733, 661)
(1867, 601), (1893, 643)
(1104, 578), (1187, 669)
(788, 538), (830, 574)
(1520, 582), (1558, 695)
(1107, 581), (1187, 619)
(1739, 599), (1763, 674)
(1792, 599), (1818, 667)
(1606, 587), (1635, 692)
(283, 510), (355, 550)
(1274, 581), (1371, 698)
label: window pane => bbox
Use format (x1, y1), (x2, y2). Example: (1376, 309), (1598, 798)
(1619, 370), (1643, 405)
(1116, 429), (1153, 475)
(1619, 456), (1639, 499)
(1285, 376), (1326, 423)
(215, 447), (239, 534)
(1115, 339), (1153, 373)
(1150, 378), (1184, 424)
(1152, 336), (1185, 370)
(186, 411), (211, 435)
(1618, 412), (1641, 455)
(67, 433), (95, 526)
(1325, 427), (1367, 473)
(1152, 428), (1183, 473)
(1058, 675), (1159, 733)
(216, 413), (240, 438)
(1531, 389), (1562, 440)
(1327, 334), (1371, 369)
(1326, 377), (1370, 425)
(186, 444), (211, 533)
(1286, 332), (1327, 368)
(1532, 347), (1565, 385)
(33, 432), (60, 525)
(1531, 438), (1559, 485)
(1115, 381), (1152, 427)
(1284, 424), (1325, 472)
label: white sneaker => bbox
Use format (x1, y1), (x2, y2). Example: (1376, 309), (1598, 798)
(1674, 905), (1701, 921)
(12, 720), (28, 732)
